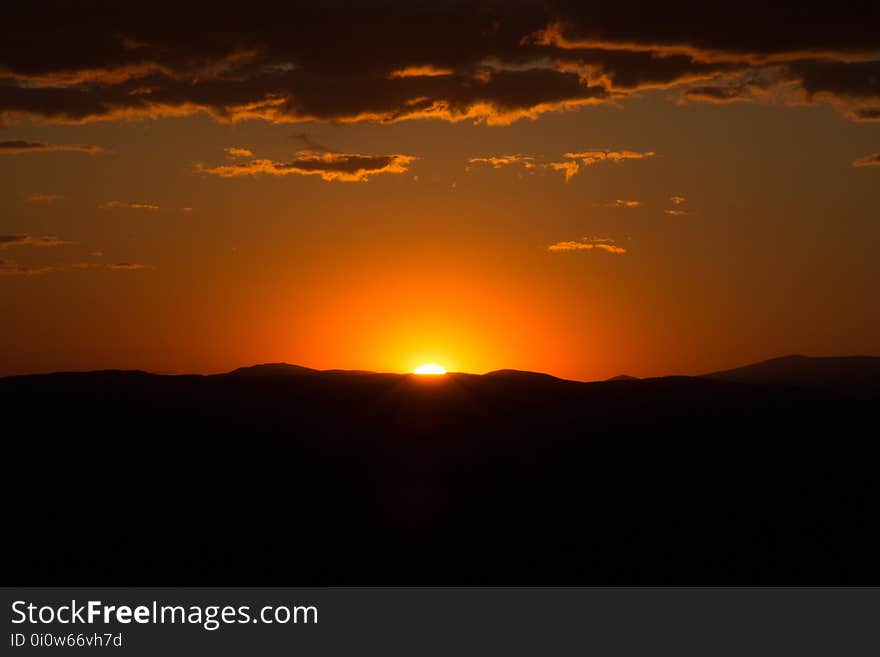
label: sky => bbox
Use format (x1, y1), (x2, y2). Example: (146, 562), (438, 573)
(2, 1), (879, 380)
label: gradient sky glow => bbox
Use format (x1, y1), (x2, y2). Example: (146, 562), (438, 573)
(2, 2), (879, 380)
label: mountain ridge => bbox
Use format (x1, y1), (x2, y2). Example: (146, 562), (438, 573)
(3, 354), (879, 398)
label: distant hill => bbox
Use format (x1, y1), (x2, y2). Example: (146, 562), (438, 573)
(703, 355), (880, 397)
(607, 374), (639, 381)
(225, 363), (382, 377)
(483, 369), (565, 382)
(225, 362), (320, 376)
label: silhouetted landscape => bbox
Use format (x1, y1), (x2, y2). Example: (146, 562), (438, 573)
(4, 355), (878, 584)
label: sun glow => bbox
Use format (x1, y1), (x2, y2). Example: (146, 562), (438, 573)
(414, 363), (447, 375)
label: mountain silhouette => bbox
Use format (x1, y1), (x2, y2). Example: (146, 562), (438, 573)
(226, 362), (320, 376)
(227, 362), (384, 377)
(703, 354), (880, 397)
(2, 355), (877, 585)
(482, 368), (564, 382)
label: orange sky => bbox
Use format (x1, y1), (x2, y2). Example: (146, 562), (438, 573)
(2, 4), (880, 380)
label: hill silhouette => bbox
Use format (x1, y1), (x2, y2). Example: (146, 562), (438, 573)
(703, 354), (880, 397)
(482, 368), (565, 382)
(226, 362), (320, 376)
(2, 355), (878, 584)
(606, 374), (639, 381)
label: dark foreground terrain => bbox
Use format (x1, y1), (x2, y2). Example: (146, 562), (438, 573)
(3, 356), (878, 584)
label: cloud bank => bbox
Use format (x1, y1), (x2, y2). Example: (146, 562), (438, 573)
(1, 2), (877, 126)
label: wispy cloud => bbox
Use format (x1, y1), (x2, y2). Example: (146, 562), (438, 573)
(467, 154), (538, 170)
(549, 150), (656, 180)
(224, 147), (253, 158)
(72, 262), (149, 270)
(469, 149), (655, 181)
(288, 133), (330, 153)
(98, 201), (159, 210)
(548, 237), (627, 254)
(547, 160), (580, 181)
(23, 193), (65, 203)
(606, 199), (642, 208)
(0, 140), (105, 155)
(0, 234), (73, 249)
(388, 65), (454, 79)
(682, 86), (750, 104)
(198, 149), (416, 182)
(852, 152), (880, 167)
(664, 196), (690, 215)
(564, 150), (656, 165)
(0, 258), (53, 276)
(850, 108), (880, 122)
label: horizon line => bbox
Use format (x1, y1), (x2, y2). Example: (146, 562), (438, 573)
(2, 353), (879, 382)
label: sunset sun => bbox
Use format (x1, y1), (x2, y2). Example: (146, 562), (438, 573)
(414, 363), (447, 375)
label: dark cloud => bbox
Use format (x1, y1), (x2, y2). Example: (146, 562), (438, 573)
(0, 140), (104, 154)
(535, 2), (880, 60)
(849, 107), (880, 121)
(1, 2), (878, 125)
(554, 49), (742, 92)
(785, 59), (880, 100)
(785, 59), (880, 121)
